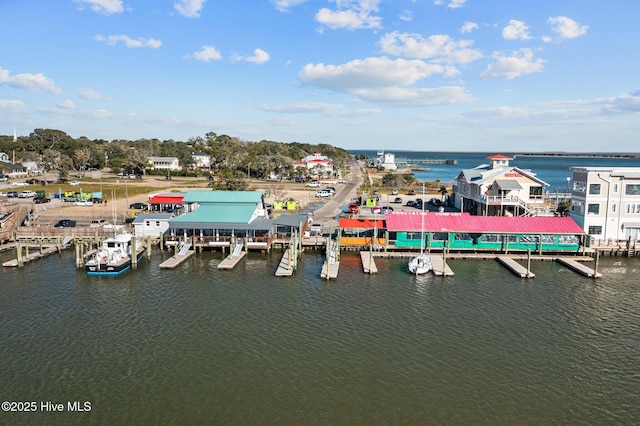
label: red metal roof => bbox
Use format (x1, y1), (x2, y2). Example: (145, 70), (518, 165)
(385, 212), (584, 234)
(339, 218), (385, 229)
(487, 154), (513, 160)
(148, 195), (184, 204)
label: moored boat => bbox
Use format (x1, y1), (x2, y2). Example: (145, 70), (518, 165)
(408, 253), (432, 275)
(85, 232), (145, 276)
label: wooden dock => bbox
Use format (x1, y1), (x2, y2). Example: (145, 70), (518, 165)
(556, 257), (602, 278)
(321, 239), (340, 279)
(360, 251), (378, 273)
(159, 250), (195, 269)
(2, 246), (61, 267)
(496, 256), (535, 278)
(431, 255), (454, 276)
(218, 249), (246, 270)
(275, 247), (297, 276)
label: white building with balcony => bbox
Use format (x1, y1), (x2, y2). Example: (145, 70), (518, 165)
(148, 156), (180, 171)
(569, 166), (640, 242)
(453, 154), (549, 217)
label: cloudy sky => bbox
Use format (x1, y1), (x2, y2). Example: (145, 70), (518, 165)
(1, 0), (638, 151)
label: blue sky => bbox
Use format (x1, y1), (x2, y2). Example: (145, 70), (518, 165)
(1, 0), (638, 152)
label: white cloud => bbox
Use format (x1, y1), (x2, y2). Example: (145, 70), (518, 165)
(598, 89), (640, 114)
(258, 101), (380, 117)
(79, 89), (104, 100)
(58, 100), (77, 110)
(353, 86), (476, 106)
(0, 67), (62, 94)
(461, 21), (478, 34)
(246, 49), (270, 64)
(271, 0), (308, 12)
(502, 19), (532, 41)
(481, 48), (545, 79)
(315, 0), (383, 30)
(73, 0), (124, 15)
(174, 0), (207, 18)
(192, 45), (222, 62)
(434, 0), (466, 9)
(95, 35), (162, 48)
(547, 16), (588, 40)
(399, 10), (413, 22)
(0, 100), (28, 113)
(300, 57), (446, 91)
(379, 32), (482, 65)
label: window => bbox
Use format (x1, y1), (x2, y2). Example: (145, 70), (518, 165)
(626, 184), (640, 195)
(626, 203), (640, 214)
(529, 187), (543, 198)
(588, 226), (602, 235)
(573, 181), (586, 192)
(613, 183), (619, 193)
(612, 203), (617, 213)
(587, 203), (600, 215)
(589, 184), (601, 195)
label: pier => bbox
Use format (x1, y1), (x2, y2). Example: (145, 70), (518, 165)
(159, 242), (195, 269)
(360, 250), (378, 273)
(321, 238), (340, 279)
(218, 240), (246, 270)
(496, 255), (535, 278)
(555, 257), (602, 278)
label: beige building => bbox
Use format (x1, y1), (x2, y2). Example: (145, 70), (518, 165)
(569, 166), (640, 242)
(147, 156), (180, 171)
(453, 154), (550, 217)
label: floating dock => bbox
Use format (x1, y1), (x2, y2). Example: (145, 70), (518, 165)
(496, 256), (535, 278)
(275, 247), (297, 276)
(2, 246), (61, 267)
(360, 251), (378, 273)
(218, 242), (246, 270)
(159, 243), (195, 269)
(555, 257), (602, 278)
(321, 239), (340, 279)
(431, 255), (454, 276)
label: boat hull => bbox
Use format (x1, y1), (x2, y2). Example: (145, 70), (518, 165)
(85, 248), (145, 276)
(408, 254), (432, 275)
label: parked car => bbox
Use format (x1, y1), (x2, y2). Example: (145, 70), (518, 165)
(429, 198), (443, 206)
(381, 206), (394, 214)
(336, 178), (345, 184)
(405, 200), (417, 207)
(306, 180), (320, 188)
(89, 218), (107, 228)
(12, 181), (28, 186)
(53, 219), (76, 228)
(392, 197), (403, 204)
(18, 190), (35, 198)
(63, 196), (79, 203)
(348, 203), (359, 213)
(129, 202), (148, 210)
(408, 189), (416, 195)
(391, 188), (398, 195)
(74, 200), (93, 206)
(7, 191), (19, 198)
(89, 197), (103, 204)
(70, 180), (80, 186)
(315, 189), (332, 198)
(294, 176), (305, 183)
(371, 206), (382, 214)
(0, 175), (7, 182)
(33, 196), (50, 204)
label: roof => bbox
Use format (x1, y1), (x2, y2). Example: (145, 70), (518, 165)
(132, 213), (172, 224)
(487, 154), (513, 160)
(458, 166), (548, 187)
(274, 213), (309, 227)
(148, 195), (185, 204)
(171, 204), (255, 224)
(169, 213), (273, 230)
(385, 211), (584, 235)
(493, 179), (523, 190)
(339, 218), (385, 229)
(182, 190), (263, 204)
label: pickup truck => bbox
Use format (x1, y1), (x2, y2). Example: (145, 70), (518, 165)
(18, 190), (36, 198)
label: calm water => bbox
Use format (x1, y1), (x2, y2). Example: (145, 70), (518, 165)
(351, 150), (640, 191)
(1, 248), (639, 425)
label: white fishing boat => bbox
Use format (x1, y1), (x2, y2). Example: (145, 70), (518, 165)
(85, 231), (145, 276)
(408, 183), (432, 275)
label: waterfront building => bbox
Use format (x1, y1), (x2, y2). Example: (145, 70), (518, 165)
(132, 213), (172, 238)
(191, 152), (211, 169)
(147, 156), (180, 171)
(569, 166), (640, 242)
(375, 150), (397, 170)
(147, 193), (185, 213)
(166, 190), (274, 250)
(452, 154), (550, 217)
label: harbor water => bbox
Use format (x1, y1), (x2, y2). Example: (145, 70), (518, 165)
(1, 248), (639, 424)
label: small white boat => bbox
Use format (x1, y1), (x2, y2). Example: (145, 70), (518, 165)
(85, 232), (145, 276)
(408, 253), (432, 275)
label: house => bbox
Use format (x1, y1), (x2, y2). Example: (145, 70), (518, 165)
(375, 150), (397, 170)
(166, 190), (274, 250)
(0, 153), (28, 178)
(569, 166), (640, 242)
(147, 156), (180, 171)
(452, 154), (549, 217)
(191, 152), (211, 169)
(132, 213), (172, 238)
(293, 152), (334, 178)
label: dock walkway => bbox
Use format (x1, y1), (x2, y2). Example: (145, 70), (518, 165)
(556, 257), (602, 278)
(360, 251), (378, 273)
(218, 242), (246, 270)
(496, 256), (535, 278)
(159, 250), (195, 269)
(431, 255), (454, 276)
(275, 247), (297, 276)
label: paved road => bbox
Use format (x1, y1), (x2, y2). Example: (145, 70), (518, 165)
(309, 160), (364, 227)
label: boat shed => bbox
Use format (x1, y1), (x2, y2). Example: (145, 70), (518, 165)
(166, 190), (274, 250)
(386, 211), (585, 253)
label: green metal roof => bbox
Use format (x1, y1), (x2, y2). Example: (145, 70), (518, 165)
(182, 190), (263, 203)
(170, 204), (255, 224)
